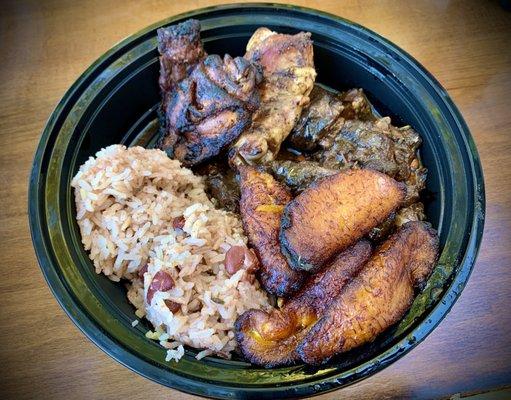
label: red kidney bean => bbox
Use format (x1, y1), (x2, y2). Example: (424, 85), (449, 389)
(164, 299), (181, 314)
(138, 264), (148, 279)
(146, 270), (175, 305)
(172, 216), (185, 230)
(241, 249), (260, 284)
(225, 246), (260, 277)
(244, 249), (260, 274)
(225, 246), (246, 275)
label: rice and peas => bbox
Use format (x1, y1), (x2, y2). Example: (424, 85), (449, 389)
(71, 145), (270, 361)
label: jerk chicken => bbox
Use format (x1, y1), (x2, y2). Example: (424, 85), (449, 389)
(157, 19), (206, 150)
(228, 28), (316, 166)
(281, 169), (406, 272)
(158, 22), (317, 167)
(238, 166), (305, 297)
(165, 54), (262, 166)
(157, 20), (262, 166)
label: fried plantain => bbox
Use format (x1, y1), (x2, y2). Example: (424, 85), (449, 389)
(235, 240), (372, 367)
(239, 166), (305, 297)
(296, 221), (439, 365)
(280, 168), (406, 272)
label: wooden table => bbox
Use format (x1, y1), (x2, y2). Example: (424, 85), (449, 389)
(1, 1), (510, 399)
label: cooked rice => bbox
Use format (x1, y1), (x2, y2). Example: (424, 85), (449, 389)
(72, 145), (270, 361)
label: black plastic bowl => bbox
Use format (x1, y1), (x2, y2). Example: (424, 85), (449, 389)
(28, 4), (484, 399)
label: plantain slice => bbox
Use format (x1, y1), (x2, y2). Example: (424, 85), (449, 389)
(235, 240), (372, 367)
(296, 221), (439, 365)
(280, 168), (406, 272)
(239, 166), (305, 297)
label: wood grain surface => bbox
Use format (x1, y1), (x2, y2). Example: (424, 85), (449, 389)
(1, 1), (510, 399)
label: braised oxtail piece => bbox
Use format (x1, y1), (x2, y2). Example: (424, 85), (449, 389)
(287, 86), (375, 152)
(297, 221), (439, 365)
(280, 168), (406, 272)
(316, 116), (427, 205)
(238, 166), (305, 297)
(235, 240), (372, 367)
(270, 160), (338, 193)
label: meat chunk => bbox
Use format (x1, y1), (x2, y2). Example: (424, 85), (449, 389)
(235, 240), (372, 367)
(368, 202), (426, 242)
(160, 54), (262, 166)
(270, 159), (338, 193)
(229, 28), (316, 166)
(239, 166), (305, 297)
(317, 117), (427, 205)
(297, 221), (439, 365)
(157, 19), (206, 147)
(338, 88), (375, 121)
(286, 85), (345, 152)
(281, 169), (406, 272)
(197, 161), (241, 213)
(287, 86), (374, 152)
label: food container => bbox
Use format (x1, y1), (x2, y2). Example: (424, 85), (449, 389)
(28, 4), (485, 399)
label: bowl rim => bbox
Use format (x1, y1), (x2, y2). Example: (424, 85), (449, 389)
(28, 3), (485, 399)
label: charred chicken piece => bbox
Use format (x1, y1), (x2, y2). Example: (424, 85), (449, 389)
(239, 166), (305, 297)
(297, 221), (439, 365)
(317, 117), (427, 205)
(235, 240), (372, 367)
(281, 169), (406, 272)
(157, 19), (206, 146)
(229, 28), (316, 166)
(161, 54), (262, 166)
